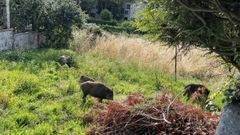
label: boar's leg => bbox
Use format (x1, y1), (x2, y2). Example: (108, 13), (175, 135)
(98, 98), (103, 103)
(82, 94), (87, 104)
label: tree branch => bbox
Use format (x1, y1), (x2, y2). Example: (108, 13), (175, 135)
(213, 0), (240, 25)
(180, 6), (240, 44)
(176, 0), (216, 13)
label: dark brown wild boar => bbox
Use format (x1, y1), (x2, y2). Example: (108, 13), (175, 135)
(183, 84), (210, 100)
(57, 55), (72, 67)
(80, 81), (113, 103)
(79, 75), (94, 83)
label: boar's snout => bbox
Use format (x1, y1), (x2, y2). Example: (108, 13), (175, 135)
(106, 92), (114, 100)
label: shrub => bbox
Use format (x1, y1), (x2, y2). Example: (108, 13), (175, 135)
(100, 24), (139, 34)
(100, 25), (125, 33)
(84, 23), (103, 36)
(11, 0), (86, 48)
(118, 21), (136, 33)
(0, 51), (31, 61)
(87, 19), (117, 26)
(44, 0), (85, 48)
(10, 0), (46, 32)
(100, 9), (113, 21)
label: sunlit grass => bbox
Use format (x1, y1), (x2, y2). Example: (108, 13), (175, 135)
(0, 31), (227, 133)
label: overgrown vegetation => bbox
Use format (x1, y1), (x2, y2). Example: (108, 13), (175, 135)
(135, 0), (240, 70)
(2, 0), (239, 133)
(0, 48), (183, 134)
(10, 0), (85, 48)
(0, 40), (224, 133)
(86, 21), (138, 34)
(100, 9), (113, 21)
(134, 0), (240, 104)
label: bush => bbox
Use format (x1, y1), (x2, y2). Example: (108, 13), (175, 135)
(44, 0), (85, 48)
(0, 51), (31, 61)
(100, 25), (132, 34)
(119, 21), (136, 32)
(87, 19), (117, 26)
(84, 23), (103, 36)
(11, 0), (86, 48)
(10, 0), (46, 32)
(100, 22), (140, 34)
(100, 9), (113, 21)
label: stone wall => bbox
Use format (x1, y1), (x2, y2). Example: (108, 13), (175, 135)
(0, 29), (13, 51)
(0, 29), (43, 51)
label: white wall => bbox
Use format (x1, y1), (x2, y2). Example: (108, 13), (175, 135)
(14, 32), (38, 50)
(0, 29), (13, 51)
(0, 29), (43, 51)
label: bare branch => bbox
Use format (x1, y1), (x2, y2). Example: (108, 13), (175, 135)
(189, 11), (240, 44)
(167, 91), (183, 117)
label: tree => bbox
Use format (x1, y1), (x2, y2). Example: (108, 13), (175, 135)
(134, 0), (240, 71)
(80, 0), (133, 20)
(100, 9), (113, 21)
(11, 0), (85, 48)
(44, 0), (86, 48)
(10, 0), (46, 32)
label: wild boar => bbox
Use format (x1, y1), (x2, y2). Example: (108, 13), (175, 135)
(58, 55), (72, 67)
(79, 75), (95, 83)
(183, 84), (210, 100)
(80, 81), (113, 103)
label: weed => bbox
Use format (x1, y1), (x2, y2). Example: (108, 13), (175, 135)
(0, 93), (11, 110)
(14, 80), (40, 95)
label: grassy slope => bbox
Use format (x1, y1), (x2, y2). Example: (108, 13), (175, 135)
(0, 49), (223, 134)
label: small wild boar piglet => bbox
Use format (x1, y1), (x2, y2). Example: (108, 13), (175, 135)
(79, 75), (94, 83)
(80, 81), (113, 103)
(58, 55), (72, 67)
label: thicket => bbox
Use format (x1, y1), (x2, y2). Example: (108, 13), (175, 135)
(100, 9), (113, 21)
(87, 19), (117, 26)
(101, 21), (138, 34)
(86, 20), (138, 34)
(10, 0), (85, 48)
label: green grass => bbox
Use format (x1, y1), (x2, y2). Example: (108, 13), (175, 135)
(0, 49), (223, 134)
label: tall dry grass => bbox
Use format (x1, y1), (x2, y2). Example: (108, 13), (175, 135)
(94, 34), (225, 78)
(73, 30), (226, 79)
(71, 29), (97, 53)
